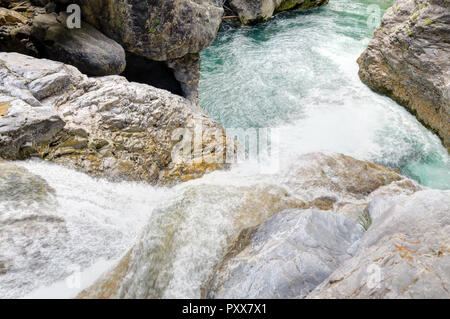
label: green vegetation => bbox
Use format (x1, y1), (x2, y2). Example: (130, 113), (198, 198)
(358, 211), (372, 231)
(148, 18), (161, 33)
(424, 18), (433, 26)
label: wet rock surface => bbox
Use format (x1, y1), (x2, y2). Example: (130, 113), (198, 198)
(0, 162), (66, 298)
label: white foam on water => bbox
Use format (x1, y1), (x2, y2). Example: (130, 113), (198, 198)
(22, 258), (118, 299)
(1, 159), (172, 298)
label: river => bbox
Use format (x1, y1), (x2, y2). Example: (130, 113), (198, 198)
(1, 0), (449, 298)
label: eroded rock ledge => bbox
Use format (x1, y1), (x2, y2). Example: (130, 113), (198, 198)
(358, 0), (450, 151)
(0, 52), (232, 184)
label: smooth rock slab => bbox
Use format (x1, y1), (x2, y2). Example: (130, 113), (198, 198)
(307, 190), (450, 299)
(31, 13), (126, 76)
(77, 152), (420, 299)
(205, 209), (364, 299)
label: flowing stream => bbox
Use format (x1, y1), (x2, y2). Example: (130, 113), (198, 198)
(200, 0), (449, 189)
(1, 0), (449, 298)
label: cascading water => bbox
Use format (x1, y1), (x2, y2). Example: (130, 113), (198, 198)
(1, 0), (449, 299)
(0, 160), (172, 298)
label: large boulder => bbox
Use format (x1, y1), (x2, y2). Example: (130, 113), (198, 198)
(205, 209), (364, 299)
(0, 52), (232, 184)
(358, 0), (450, 151)
(3, 1), (224, 101)
(31, 13), (126, 76)
(77, 153), (419, 299)
(227, 0), (329, 24)
(307, 190), (450, 299)
(203, 155), (424, 299)
(74, 0), (224, 62)
(71, 0), (224, 100)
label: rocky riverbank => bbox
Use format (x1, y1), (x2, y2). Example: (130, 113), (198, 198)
(358, 0), (449, 151)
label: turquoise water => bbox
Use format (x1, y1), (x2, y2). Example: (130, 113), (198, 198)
(199, 0), (449, 189)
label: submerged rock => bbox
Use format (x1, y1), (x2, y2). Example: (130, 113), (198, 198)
(308, 190), (450, 299)
(31, 13), (126, 76)
(358, 0), (450, 150)
(0, 162), (66, 298)
(227, 0), (329, 24)
(0, 161), (55, 205)
(0, 52), (232, 184)
(205, 209), (364, 299)
(77, 183), (307, 299)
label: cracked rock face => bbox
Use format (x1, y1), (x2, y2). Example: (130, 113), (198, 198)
(0, 52), (232, 184)
(0, 53), (67, 159)
(308, 189), (450, 299)
(358, 0), (450, 151)
(227, 0), (329, 24)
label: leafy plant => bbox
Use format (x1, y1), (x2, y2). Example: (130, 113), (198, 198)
(358, 211), (372, 231)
